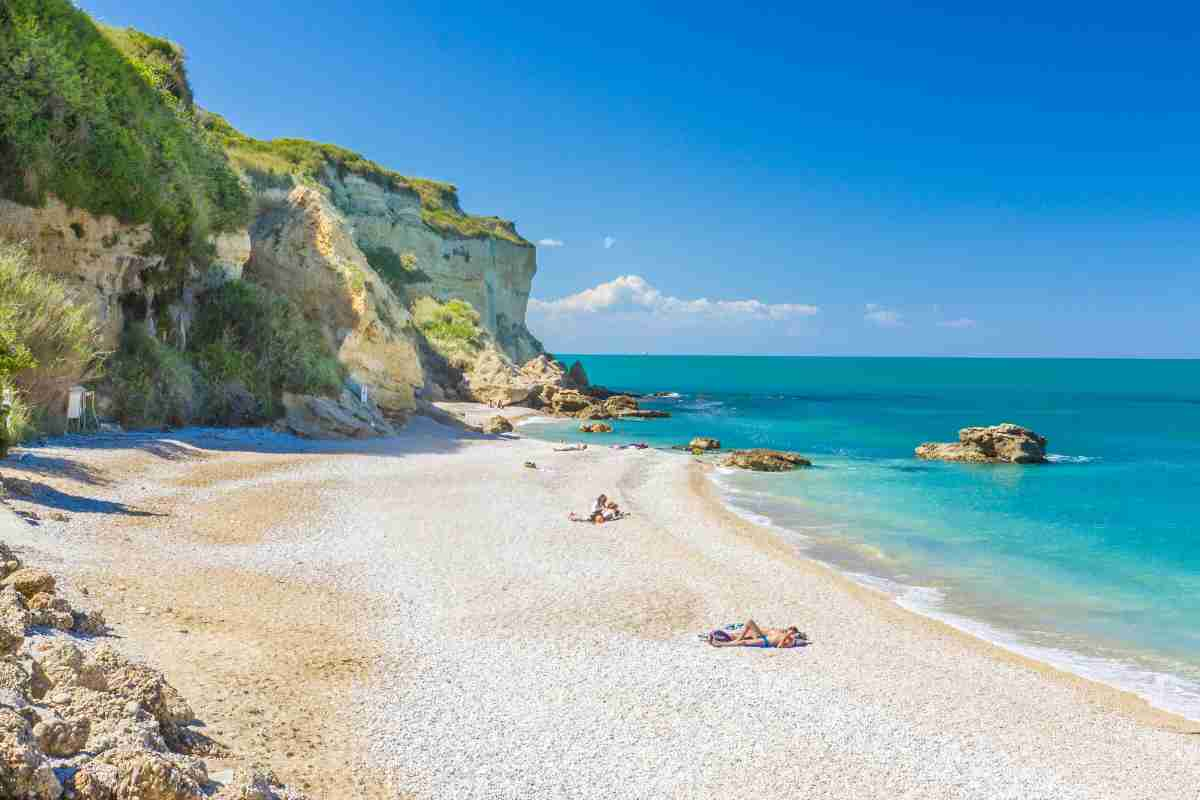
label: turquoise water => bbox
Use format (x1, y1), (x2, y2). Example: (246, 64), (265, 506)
(522, 356), (1200, 719)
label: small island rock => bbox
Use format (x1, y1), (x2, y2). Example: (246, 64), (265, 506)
(722, 449), (812, 472)
(689, 437), (721, 451)
(579, 422), (613, 433)
(916, 423), (1047, 464)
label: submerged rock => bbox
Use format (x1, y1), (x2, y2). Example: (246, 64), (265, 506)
(614, 409), (670, 419)
(579, 422), (613, 434)
(722, 449), (812, 472)
(916, 423), (1047, 464)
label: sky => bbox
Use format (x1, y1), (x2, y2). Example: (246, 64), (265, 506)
(82, 0), (1200, 357)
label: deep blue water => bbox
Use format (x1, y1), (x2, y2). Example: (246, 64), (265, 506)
(522, 356), (1200, 718)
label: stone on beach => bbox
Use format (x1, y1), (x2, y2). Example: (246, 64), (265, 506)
(916, 422), (1048, 464)
(722, 449), (812, 471)
(279, 391), (395, 440)
(2, 568), (56, 599)
(481, 415), (514, 434)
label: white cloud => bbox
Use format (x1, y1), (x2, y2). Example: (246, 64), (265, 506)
(938, 317), (977, 329)
(864, 304), (904, 327)
(537, 238), (564, 248)
(529, 275), (819, 320)
(603, 236), (616, 249)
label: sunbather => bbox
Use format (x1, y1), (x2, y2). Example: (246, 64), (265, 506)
(569, 494), (626, 523)
(555, 442), (588, 452)
(708, 619), (806, 648)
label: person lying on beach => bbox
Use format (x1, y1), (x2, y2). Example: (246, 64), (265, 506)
(569, 494), (628, 523)
(554, 442), (588, 452)
(611, 442), (648, 450)
(708, 619), (806, 649)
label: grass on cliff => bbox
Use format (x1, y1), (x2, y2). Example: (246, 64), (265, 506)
(0, 0), (251, 278)
(361, 245), (430, 297)
(0, 241), (103, 440)
(411, 297), (485, 370)
(201, 112), (528, 246)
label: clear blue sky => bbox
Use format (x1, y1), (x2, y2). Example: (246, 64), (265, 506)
(84, 1), (1200, 357)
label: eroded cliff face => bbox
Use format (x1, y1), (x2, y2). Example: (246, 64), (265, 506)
(0, 197), (161, 349)
(323, 170), (544, 364)
(245, 185), (425, 417)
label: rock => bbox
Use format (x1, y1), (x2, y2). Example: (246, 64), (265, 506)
(688, 437), (721, 451)
(27, 592), (74, 631)
(722, 449), (812, 472)
(209, 381), (259, 426)
(2, 568), (56, 599)
(72, 608), (109, 636)
(32, 713), (89, 757)
(915, 423), (1048, 464)
(614, 409), (670, 419)
(523, 462), (537, 470)
(462, 348), (534, 408)
(518, 354), (567, 386)
(212, 766), (307, 800)
(549, 389), (594, 416)
(602, 395), (638, 416)
(0, 544), (21, 579)
(0, 706), (62, 800)
(279, 391), (395, 440)
(0, 587), (30, 656)
(566, 360), (589, 387)
(73, 749), (207, 800)
(0, 657), (31, 695)
(579, 422), (613, 434)
(481, 415), (513, 434)
(574, 405), (611, 420)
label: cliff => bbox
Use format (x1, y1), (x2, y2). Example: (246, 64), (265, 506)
(0, 0), (546, 432)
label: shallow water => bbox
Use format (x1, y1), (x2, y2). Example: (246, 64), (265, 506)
(521, 356), (1200, 719)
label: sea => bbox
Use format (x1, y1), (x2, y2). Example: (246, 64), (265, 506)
(520, 356), (1200, 721)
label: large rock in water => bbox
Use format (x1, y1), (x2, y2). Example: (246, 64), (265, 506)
(916, 423), (1047, 464)
(579, 422), (613, 433)
(722, 449), (812, 472)
(689, 437), (721, 451)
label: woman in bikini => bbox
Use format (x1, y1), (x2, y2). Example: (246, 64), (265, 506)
(708, 619), (806, 648)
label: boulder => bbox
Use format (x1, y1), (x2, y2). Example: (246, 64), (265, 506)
(688, 437), (721, 451)
(602, 395), (639, 416)
(0, 706), (61, 800)
(579, 423), (613, 434)
(32, 712), (88, 758)
(550, 389), (594, 416)
(519, 354), (567, 386)
(27, 592), (74, 631)
(0, 587), (30, 656)
(566, 360), (589, 388)
(280, 391), (396, 440)
(916, 423), (1047, 464)
(614, 409), (670, 419)
(722, 449), (812, 472)
(575, 405), (611, 421)
(0, 543), (21, 580)
(462, 348), (534, 408)
(212, 766), (306, 800)
(481, 415), (514, 434)
(2, 568), (55, 599)
(73, 749), (207, 800)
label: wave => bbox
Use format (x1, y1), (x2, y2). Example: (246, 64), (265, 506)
(1045, 453), (1099, 464)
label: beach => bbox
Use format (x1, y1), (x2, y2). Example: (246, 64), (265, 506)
(2, 414), (1198, 799)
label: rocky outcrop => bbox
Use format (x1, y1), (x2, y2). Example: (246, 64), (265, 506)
(566, 361), (589, 388)
(320, 169), (543, 364)
(279, 390), (396, 440)
(615, 409), (670, 419)
(602, 396), (638, 416)
(246, 186), (425, 418)
(916, 423), (1048, 464)
(461, 348), (536, 408)
(481, 415), (514, 434)
(579, 422), (613, 433)
(0, 541), (305, 800)
(689, 437), (721, 451)
(722, 449), (812, 472)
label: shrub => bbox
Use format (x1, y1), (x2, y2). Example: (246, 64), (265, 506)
(0, 240), (102, 421)
(411, 296), (484, 369)
(0, 1), (251, 280)
(107, 324), (206, 429)
(190, 280), (343, 417)
(361, 245), (430, 296)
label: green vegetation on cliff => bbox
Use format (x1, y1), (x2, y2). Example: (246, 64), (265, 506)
(412, 297), (485, 369)
(0, 0), (250, 274)
(201, 113), (529, 246)
(0, 241), (103, 442)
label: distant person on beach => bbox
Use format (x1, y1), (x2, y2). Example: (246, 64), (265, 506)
(555, 442), (588, 452)
(708, 619), (806, 649)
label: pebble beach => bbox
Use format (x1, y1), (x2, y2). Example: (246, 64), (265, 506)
(3, 414), (1198, 798)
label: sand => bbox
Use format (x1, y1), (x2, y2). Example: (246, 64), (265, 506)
(1, 414), (1197, 799)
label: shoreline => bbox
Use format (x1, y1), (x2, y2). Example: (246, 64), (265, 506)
(688, 460), (1198, 734)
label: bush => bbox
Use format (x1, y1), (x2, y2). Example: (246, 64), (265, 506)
(411, 296), (484, 369)
(0, 1), (251, 279)
(107, 324), (206, 429)
(0, 240), (102, 433)
(190, 280), (343, 417)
